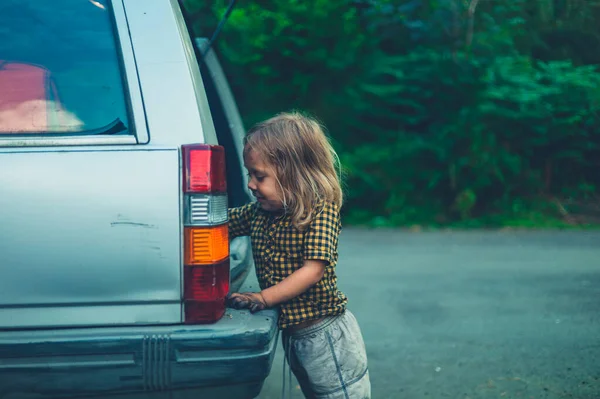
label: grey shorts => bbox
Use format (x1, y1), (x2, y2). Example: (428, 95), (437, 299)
(282, 310), (371, 399)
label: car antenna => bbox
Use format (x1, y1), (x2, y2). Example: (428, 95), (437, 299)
(177, 0), (237, 59)
(202, 0), (237, 58)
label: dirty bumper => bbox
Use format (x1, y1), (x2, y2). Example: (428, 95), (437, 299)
(0, 308), (278, 398)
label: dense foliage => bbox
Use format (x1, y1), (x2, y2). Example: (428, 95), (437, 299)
(184, 0), (600, 227)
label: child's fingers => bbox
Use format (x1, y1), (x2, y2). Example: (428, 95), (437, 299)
(226, 292), (266, 312)
(249, 301), (265, 313)
(233, 300), (251, 310)
(226, 293), (250, 309)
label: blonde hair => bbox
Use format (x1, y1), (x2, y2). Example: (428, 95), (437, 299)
(244, 112), (343, 230)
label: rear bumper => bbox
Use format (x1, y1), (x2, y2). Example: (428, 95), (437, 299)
(0, 308), (278, 399)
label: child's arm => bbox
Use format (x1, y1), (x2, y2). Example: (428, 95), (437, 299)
(227, 260), (325, 312)
(228, 202), (255, 239)
(227, 202), (341, 313)
(260, 260), (325, 306)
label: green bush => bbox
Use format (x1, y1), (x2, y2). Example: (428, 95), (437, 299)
(185, 0), (600, 227)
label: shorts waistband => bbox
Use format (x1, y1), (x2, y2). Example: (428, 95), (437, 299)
(286, 312), (345, 338)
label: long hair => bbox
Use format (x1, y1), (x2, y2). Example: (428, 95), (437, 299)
(244, 112), (343, 230)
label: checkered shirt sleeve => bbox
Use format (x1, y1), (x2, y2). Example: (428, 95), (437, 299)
(228, 202), (255, 239)
(302, 202), (341, 265)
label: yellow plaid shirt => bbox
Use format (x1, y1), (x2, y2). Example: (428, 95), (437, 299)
(228, 201), (348, 329)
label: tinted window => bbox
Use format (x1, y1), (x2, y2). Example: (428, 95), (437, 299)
(0, 0), (130, 136)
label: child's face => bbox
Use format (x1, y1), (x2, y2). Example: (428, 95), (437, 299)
(244, 149), (284, 212)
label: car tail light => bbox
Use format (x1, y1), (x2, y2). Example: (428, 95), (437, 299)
(184, 225), (229, 265)
(182, 144), (229, 324)
(183, 144), (227, 193)
(184, 261), (229, 300)
(185, 195), (228, 225)
(184, 261), (229, 322)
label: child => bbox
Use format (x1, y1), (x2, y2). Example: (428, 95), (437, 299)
(226, 112), (371, 399)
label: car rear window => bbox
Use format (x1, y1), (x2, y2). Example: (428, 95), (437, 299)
(0, 0), (130, 136)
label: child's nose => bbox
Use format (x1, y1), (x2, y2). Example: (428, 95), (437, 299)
(247, 179), (257, 192)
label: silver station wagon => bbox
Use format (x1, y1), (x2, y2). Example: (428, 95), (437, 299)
(0, 1), (277, 398)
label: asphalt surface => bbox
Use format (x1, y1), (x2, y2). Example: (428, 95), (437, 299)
(257, 229), (600, 399)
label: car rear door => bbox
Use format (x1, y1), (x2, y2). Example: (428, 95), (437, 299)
(0, 0), (186, 329)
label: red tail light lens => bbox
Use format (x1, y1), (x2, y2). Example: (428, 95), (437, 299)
(182, 143), (229, 324)
(182, 144), (227, 193)
(184, 298), (226, 324)
(184, 261), (230, 324)
(184, 261), (230, 300)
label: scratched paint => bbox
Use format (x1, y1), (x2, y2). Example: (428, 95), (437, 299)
(111, 221), (158, 229)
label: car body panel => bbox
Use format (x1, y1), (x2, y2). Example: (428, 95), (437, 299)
(122, 0), (217, 147)
(0, 149), (182, 328)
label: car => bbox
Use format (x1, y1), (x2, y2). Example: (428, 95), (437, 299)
(0, 1), (278, 398)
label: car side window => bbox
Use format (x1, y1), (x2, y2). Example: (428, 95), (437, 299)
(0, 0), (130, 136)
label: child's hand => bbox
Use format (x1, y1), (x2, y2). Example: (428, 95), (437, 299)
(226, 292), (269, 313)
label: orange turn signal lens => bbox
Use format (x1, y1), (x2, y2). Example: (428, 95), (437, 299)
(184, 225), (229, 265)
